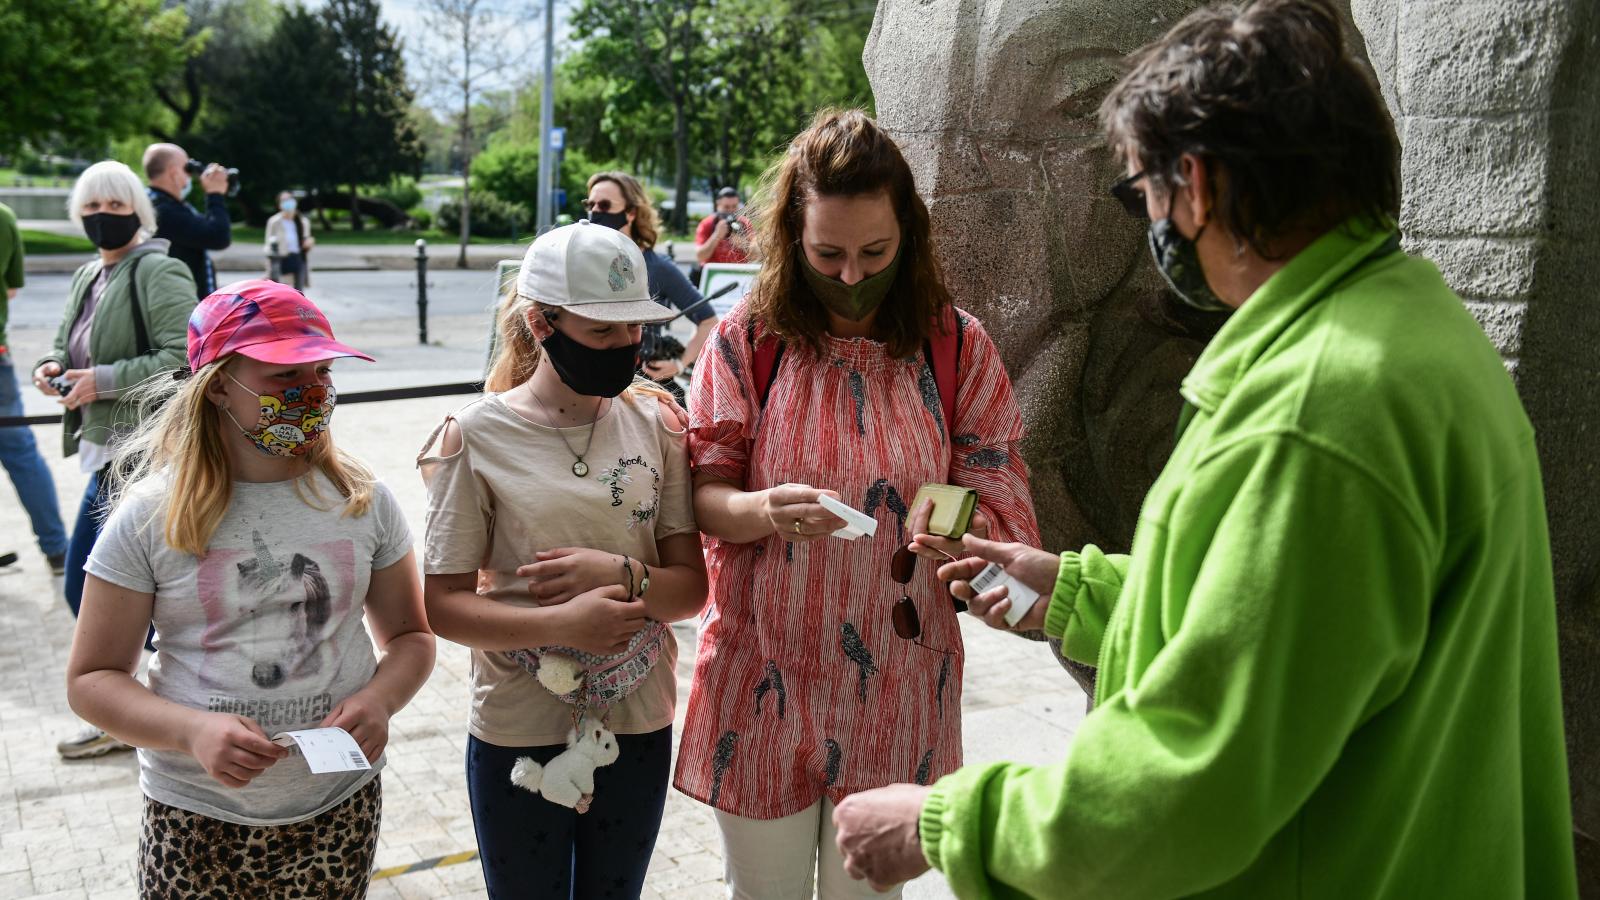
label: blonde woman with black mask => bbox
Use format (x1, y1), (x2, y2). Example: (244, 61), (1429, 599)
(419, 221), (708, 899)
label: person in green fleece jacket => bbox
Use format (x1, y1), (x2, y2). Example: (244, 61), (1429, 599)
(830, 1), (1580, 898)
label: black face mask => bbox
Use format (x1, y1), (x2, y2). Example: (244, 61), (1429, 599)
(587, 210), (629, 231)
(541, 328), (642, 397)
(82, 212), (142, 250)
(1148, 215), (1231, 312)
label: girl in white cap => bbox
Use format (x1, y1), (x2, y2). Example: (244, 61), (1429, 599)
(419, 221), (708, 899)
(64, 280), (436, 898)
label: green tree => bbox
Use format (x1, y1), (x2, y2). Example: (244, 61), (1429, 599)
(410, 102), (458, 174)
(152, 0), (281, 143)
(472, 139), (610, 218)
(322, 0), (423, 229)
(570, 0), (711, 232)
(0, 0), (197, 153)
(563, 0), (876, 227)
(197, 4), (342, 222)
(414, 0), (530, 266)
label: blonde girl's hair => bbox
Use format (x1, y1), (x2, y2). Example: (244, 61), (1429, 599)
(108, 357), (376, 557)
(586, 171), (659, 251)
(68, 160), (158, 237)
(484, 276), (676, 407)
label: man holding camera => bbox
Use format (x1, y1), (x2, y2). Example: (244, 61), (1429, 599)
(694, 186), (750, 266)
(143, 143), (233, 299)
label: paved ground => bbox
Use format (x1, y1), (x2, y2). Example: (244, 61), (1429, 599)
(0, 273), (1089, 899)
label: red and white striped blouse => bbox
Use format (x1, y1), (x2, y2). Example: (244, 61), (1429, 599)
(673, 303), (1041, 819)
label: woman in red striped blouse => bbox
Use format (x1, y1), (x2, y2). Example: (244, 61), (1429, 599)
(674, 108), (1042, 897)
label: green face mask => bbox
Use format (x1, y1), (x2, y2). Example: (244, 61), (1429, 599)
(798, 246), (903, 321)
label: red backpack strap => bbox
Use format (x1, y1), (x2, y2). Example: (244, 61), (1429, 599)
(928, 306), (962, 433)
(751, 329), (785, 410)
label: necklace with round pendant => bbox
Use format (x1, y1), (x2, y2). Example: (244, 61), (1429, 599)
(529, 382), (600, 478)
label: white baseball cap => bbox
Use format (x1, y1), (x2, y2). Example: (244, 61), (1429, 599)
(516, 220), (676, 324)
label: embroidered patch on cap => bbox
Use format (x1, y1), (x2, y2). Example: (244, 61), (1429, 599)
(607, 252), (636, 292)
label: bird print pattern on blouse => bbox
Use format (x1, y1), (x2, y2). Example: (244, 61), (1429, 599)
(673, 304), (1040, 818)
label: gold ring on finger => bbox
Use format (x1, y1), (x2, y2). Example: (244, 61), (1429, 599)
(793, 518), (803, 535)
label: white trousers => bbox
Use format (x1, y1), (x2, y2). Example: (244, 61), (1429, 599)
(716, 798), (905, 900)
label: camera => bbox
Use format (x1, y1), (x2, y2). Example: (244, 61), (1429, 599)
(185, 158), (241, 197)
(48, 375), (73, 396)
(640, 333), (686, 367)
(716, 211), (744, 235)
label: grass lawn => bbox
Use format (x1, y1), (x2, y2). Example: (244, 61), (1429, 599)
(21, 229), (93, 254)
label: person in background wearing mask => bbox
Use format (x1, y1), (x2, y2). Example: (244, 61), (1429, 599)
(263, 191), (315, 291)
(0, 199), (69, 575)
(831, 2), (1579, 897)
(582, 171), (717, 405)
(143, 142), (233, 300)
(694, 186), (751, 268)
(420, 222), (707, 899)
(32, 160), (198, 760)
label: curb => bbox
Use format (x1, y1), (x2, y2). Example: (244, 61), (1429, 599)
(22, 251), (516, 276)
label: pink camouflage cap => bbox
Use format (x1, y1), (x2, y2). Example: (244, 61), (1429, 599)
(188, 279), (373, 371)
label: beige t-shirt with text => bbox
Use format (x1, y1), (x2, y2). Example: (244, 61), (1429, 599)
(419, 388), (697, 746)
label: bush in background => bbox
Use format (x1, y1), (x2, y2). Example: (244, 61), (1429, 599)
(437, 190), (529, 238)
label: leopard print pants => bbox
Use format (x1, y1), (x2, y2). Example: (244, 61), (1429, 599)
(137, 777), (381, 899)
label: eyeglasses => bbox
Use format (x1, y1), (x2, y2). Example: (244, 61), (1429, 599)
(1110, 170), (1150, 220)
(581, 197), (627, 213)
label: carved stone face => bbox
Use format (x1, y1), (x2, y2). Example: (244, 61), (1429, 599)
(866, 0), (1219, 553)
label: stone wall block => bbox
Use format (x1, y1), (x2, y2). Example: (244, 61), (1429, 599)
(1396, 114), (1551, 238)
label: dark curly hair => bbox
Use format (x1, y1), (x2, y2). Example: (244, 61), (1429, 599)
(1101, 0), (1399, 258)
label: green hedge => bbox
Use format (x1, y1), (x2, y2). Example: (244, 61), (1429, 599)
(436, 190), (530, 238)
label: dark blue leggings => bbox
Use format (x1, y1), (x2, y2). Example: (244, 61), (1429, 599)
(466, 727), (671, 900)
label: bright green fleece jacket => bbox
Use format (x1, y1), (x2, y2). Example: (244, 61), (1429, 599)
(920, 223), (1578, 899)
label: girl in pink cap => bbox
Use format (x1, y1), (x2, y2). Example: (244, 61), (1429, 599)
(64, 279), (436, 899)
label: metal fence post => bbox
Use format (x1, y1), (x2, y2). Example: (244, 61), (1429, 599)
(268, 237), (282, 283)
(415, 239), (429, 345)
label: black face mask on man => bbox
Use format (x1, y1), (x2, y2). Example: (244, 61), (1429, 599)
(541, 328), (642, 397)
(82, 212), (142, 251)
(1147, 200), (1230, 313)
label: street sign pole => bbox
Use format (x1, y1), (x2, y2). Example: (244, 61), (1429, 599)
(535, 0), (556, 233)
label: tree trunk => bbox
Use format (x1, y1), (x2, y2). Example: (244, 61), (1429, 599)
(671, 96), (690, 234)
(313, 189), (332, 230)
(458, 152), (472, 269)
(349, 184), (365, 231)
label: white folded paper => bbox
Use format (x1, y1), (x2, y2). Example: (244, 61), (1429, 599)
(271, 727), (371, 774)
(818, 493), (878, 540)
(969, 562), (1042, 626)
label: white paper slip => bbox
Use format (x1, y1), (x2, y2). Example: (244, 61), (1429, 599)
(818, 493), (878, 540)
(271, 727), (371, 774)
(969, 562), (1042, 626)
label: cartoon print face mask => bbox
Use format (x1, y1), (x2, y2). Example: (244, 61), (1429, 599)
(223, 373), (336, 457)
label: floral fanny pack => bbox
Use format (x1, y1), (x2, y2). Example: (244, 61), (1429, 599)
(505, 619), (671, 714)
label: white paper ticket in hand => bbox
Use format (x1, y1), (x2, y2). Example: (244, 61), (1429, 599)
(271, 727), (371, 775)
(817, 494), (878, 540)
(969, 562), (1042, 627)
